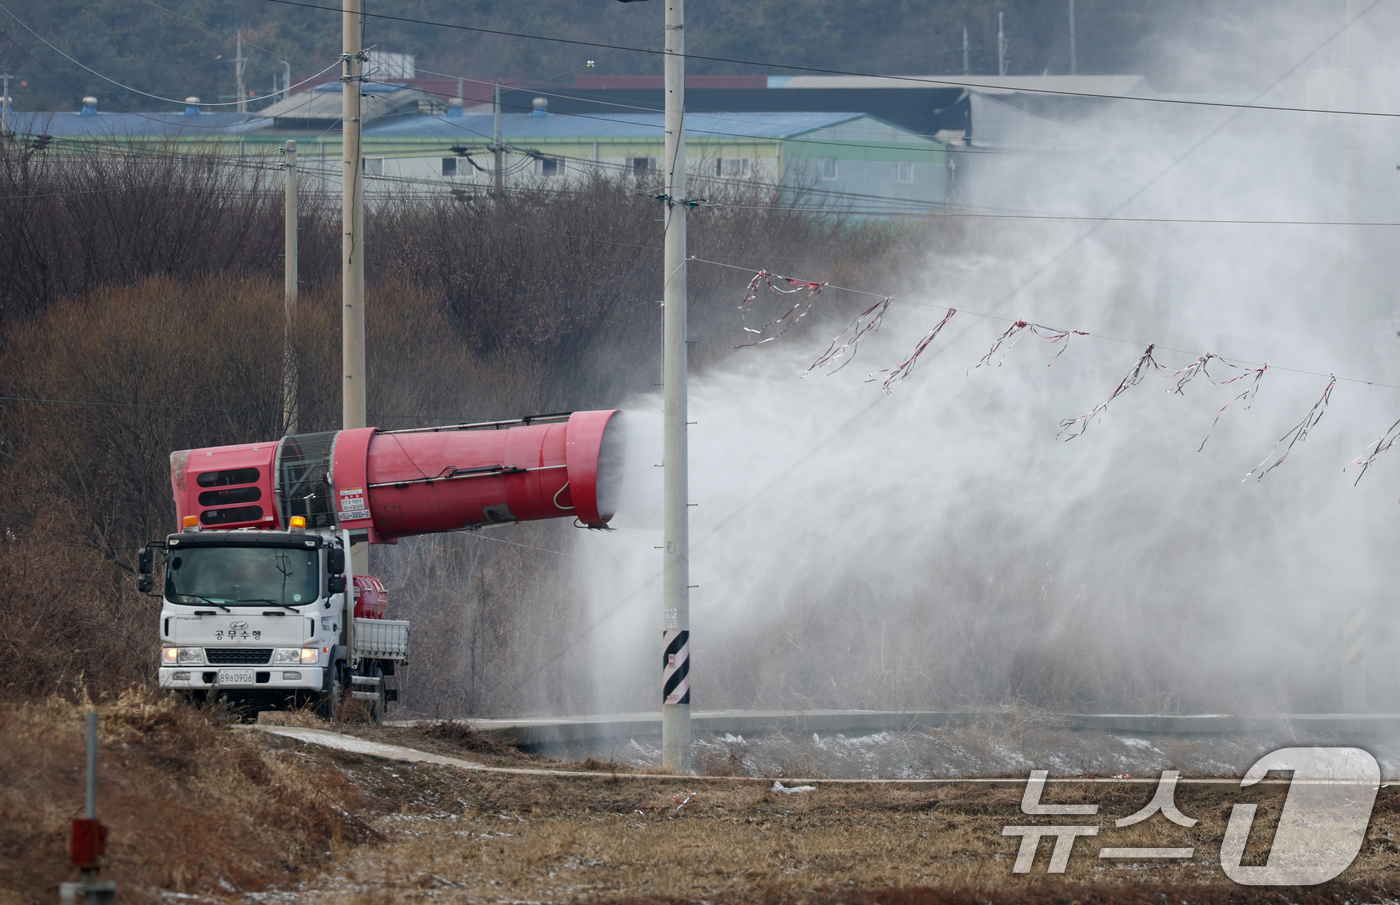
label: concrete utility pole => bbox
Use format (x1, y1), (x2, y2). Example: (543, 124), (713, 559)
(1340, 0), (1367, 712)
(342, 0), (367, 581)
(1341, 0), (1364, 362)
(660, 0), (692, 774)
(1343, 606), (1367, 712)
(236, 31), (247, 114)
(962, 25), (970, 77)
(1068, 0), (1077, 75)
(1, 70), (11, 143)
(492, 82), (504, 198)
(342, 0), (366, 434)
(282, 139), (299, 437)
(998, 12), (1007, 77)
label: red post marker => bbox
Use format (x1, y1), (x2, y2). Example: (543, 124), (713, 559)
(70, 818), (107, 868)
(61, 710), (116, 904)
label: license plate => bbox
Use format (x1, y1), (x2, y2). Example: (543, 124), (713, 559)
(218, 669), (257, 685)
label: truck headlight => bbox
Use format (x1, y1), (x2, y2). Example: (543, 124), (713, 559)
(163, 647), (203, 665)
(300, 648), (320, 665)
(272, 648), (301, 665)
(161, 647), (177, 665)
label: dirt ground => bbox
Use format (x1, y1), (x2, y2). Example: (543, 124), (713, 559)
(243, 722), (1400, 905)
(13, 698), (1400, 905)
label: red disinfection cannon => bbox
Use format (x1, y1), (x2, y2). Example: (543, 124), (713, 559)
(168, 410), (623, 542)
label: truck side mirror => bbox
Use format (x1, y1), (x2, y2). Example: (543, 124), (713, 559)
(327, 548), (345, 575)
(138, 548), (153, 574)
(137, 575), (154, 593)
(327, 575), (347, 595)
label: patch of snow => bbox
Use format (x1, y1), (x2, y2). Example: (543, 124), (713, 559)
(771, 781), (817, 794)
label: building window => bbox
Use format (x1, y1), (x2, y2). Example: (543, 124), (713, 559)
(820, 158), (837, 179)
(632, 157), (658, 175)
(716, 157), (751, 178)
(363, 157), (383, 176)
(895, 162), (913, 182)
(441, 157), (458, 177)
(538, 157), (563, 177)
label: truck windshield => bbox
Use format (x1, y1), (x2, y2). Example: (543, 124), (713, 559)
(165, 546), (318, 606)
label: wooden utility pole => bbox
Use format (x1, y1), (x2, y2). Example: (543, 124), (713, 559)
(660, 0), (691, 774)
(282, 139), (299, 437)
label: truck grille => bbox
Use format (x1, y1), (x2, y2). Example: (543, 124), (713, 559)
(205, 648), (272, 665)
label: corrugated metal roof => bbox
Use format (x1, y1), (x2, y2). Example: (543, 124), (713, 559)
(767, 74), (1150, 96)
(4, 111), (270, 137)
(364, 111), (876, 141)
(258, 85), (442, 123)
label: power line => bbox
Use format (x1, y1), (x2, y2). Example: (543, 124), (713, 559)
(135, 0), (324, 75)
(1, 7), (1372, 224)
(0, 393), (552, 425)
(9, 127), (1394, 232)
(0, 1), (341, 108)
(255, 0), (1395, 121)
(688, 255), (1400, 392)
(388, 75), (1038, 157)
(0, 25), (292, 138)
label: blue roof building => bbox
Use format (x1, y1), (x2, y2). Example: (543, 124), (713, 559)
(2, 99), (947, 216)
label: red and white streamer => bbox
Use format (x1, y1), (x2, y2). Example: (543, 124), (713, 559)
(1165, 354), (1268, 450)
(867, 308), (957, 394)
(734, 270), (828, 349)
(1058, 344), (1167, 440)
(804, 296), (893, 377)
(1244, 375), (1335, 481)
(975, 320), (1089, 371)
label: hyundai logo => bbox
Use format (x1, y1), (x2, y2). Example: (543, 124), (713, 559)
(229, 621), (248, 630)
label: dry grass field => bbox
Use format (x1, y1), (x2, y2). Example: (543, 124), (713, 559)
(256, 747), (1400, 905)
(9, 693), (1400, 905)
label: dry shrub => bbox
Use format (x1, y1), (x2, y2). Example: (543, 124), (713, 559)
(0, 506), (153, 698)
(698, 747), (752, 777)
(572, 756), (627, 773)
(0, 146), (339, 325)
(0, 688), (376, 904)
(418, 719), (514, 756)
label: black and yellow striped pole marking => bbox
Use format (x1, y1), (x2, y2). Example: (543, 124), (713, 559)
(1342, 606), (1367, 713)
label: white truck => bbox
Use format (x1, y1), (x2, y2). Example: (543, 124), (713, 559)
(141, 523), (406, 720)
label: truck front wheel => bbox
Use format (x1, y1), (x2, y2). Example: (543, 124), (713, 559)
(315, 662), (346, 721)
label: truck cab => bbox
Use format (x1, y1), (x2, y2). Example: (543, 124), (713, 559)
(143, 522), (406, 719)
